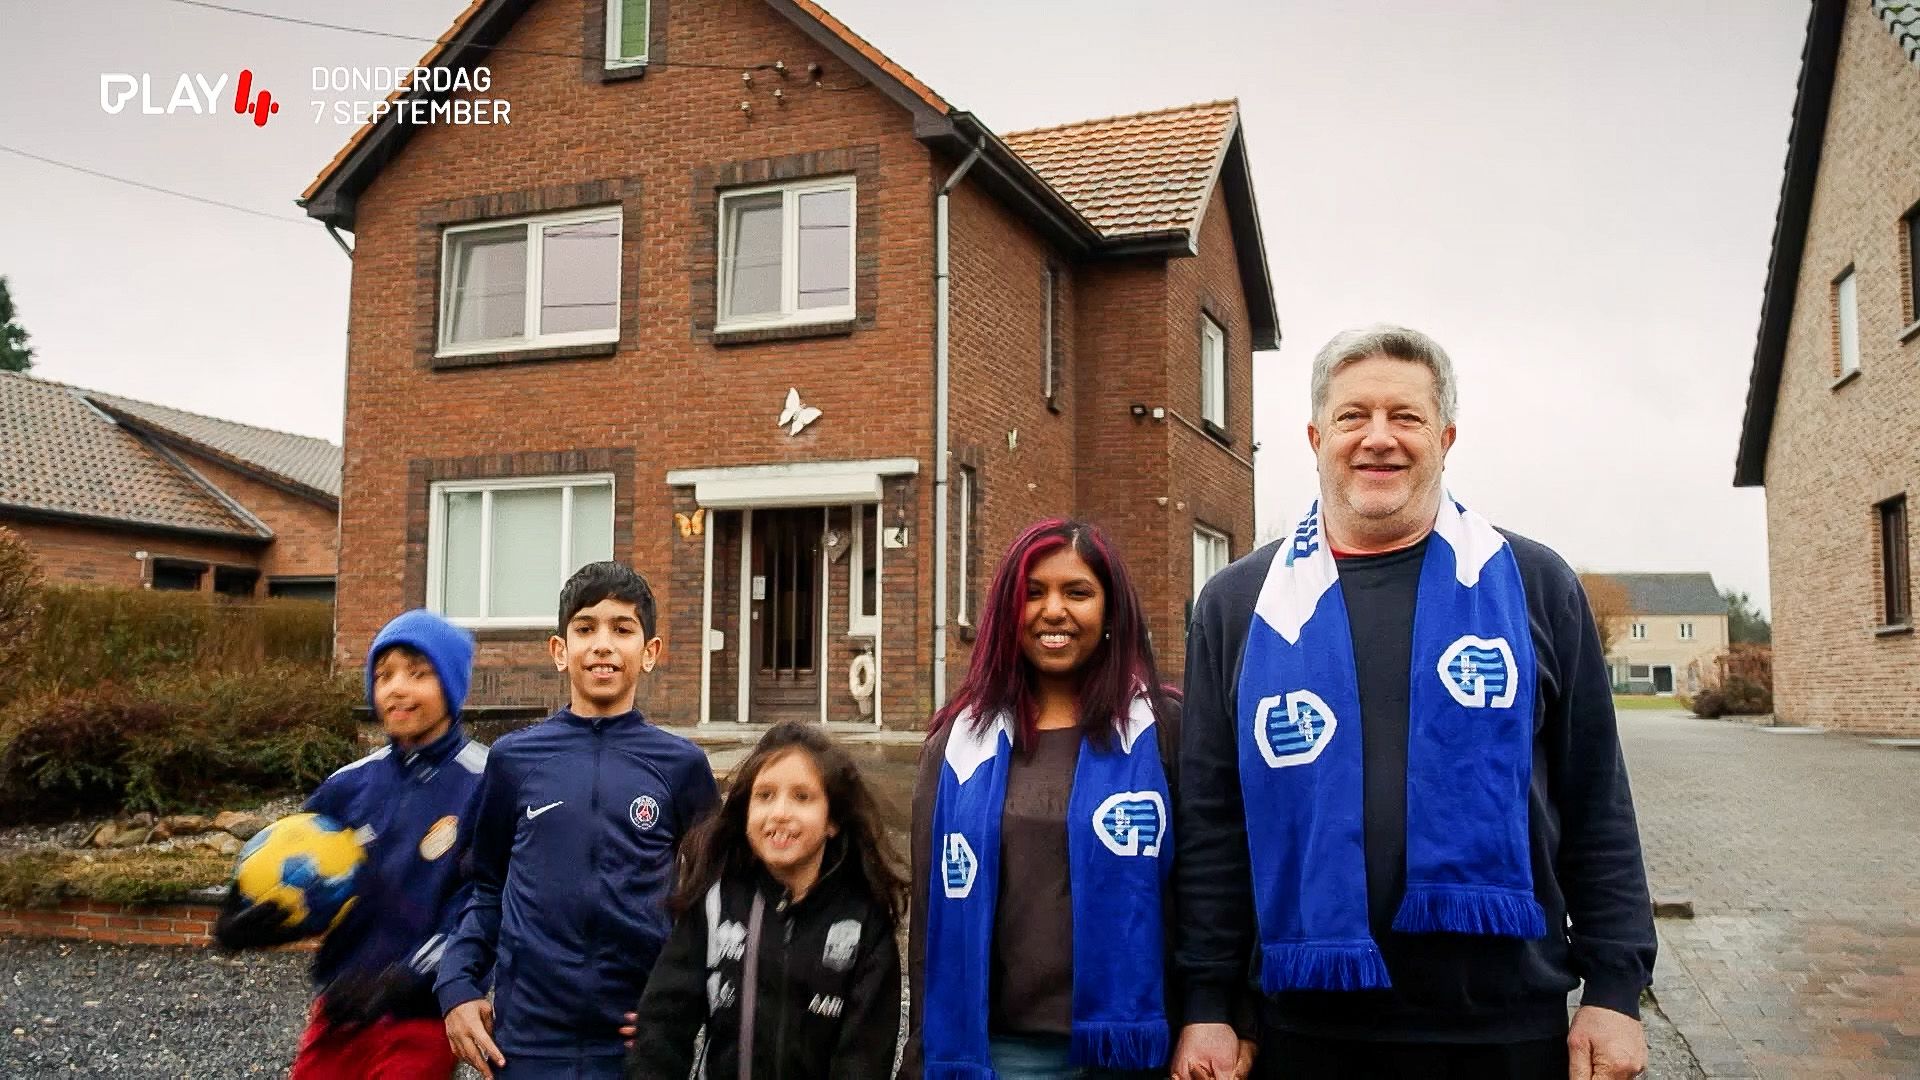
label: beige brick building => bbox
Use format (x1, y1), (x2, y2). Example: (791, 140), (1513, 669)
(1735, 0), (1920, 735)
(1600, 573), (1730, 697)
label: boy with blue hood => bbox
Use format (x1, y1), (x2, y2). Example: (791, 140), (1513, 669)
(214, 608), (485, 1079)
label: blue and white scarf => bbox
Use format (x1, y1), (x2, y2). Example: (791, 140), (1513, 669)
(922, 698), (1172, 1077)
(1235, 497), (1545, 993)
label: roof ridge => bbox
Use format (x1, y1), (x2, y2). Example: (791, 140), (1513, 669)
(1003, 98), (1238, 140)
(86, 390), (341, 451)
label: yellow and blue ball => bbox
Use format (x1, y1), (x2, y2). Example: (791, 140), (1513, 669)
(231, 812), (365, 937)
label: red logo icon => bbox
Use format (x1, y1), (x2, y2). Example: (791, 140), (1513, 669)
(231, 69), (279, 127)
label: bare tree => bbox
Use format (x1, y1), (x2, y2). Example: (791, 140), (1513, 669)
(1578, 572), (1630, 658)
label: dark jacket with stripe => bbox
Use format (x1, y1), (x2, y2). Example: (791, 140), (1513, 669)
(626, 848), (902, 1080)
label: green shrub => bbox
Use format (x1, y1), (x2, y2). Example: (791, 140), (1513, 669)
(0, 663), (359, 818)
(0, 848), (232, 908)
(0, 526), (44, 696)
(13, 586), (333, 694)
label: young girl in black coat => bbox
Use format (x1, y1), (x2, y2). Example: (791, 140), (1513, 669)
(626, 721), (906, 1080)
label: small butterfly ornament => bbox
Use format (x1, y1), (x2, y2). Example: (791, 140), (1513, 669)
(779, 388), (822, 436)
(674, 507), (706, 540)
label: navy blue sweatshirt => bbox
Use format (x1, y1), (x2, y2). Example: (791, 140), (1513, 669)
(1176, 530), (1655, 1044)
(436, 708), (720, 1062)
(302, 721), (488, 1013)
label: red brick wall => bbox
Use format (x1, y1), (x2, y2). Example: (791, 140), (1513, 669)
(171, 450), (338, 583)
(335, 0), (936, 721)
(1762, 0), (1920, 736)
(0, 900), (218, 948)
(2, 516), (264, 590)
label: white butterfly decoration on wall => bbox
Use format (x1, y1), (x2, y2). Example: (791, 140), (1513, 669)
(778, 387), (822, 436)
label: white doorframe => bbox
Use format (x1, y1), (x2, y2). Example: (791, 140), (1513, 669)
(736, 508), (753, 724)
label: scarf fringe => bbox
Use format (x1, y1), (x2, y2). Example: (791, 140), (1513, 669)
(1392, 884), (1547, 938)
(924, 1063), (996, 1080)
(1259, 940), (1391, 993)
(1070, 1019), (1170, 1070)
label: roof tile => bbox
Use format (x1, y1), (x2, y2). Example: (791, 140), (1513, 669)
(1003, 100), (1240, 239)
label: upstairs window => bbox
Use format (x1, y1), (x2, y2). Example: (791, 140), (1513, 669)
(1201, 315), (1226, 429)
(605, 0), (649, 67)
(1834, 267), (1860, 379)
(440, 209), (621, 356)
(1880, 495), (1910, 627)
(1679, 622), (1695, 641)
(1043, 267), (1061, 408)
(718, 178), (855, 330)
(1903, 207), (1920, 328)
(1630, 622), (1647, 640)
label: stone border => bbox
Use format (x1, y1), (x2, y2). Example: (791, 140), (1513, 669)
(0, 900), (219, 947)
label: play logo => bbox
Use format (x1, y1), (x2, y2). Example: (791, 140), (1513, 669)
(100, 69), (280, 127)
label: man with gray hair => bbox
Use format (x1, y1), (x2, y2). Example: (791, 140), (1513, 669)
(1171, 326), (1654, 1079)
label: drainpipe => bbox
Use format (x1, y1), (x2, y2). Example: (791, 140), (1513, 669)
(933, 140), (985, 709)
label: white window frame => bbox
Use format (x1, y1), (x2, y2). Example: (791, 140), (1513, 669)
(1678, 622), (1695, 641)
(848, 503), (881, 637)
(716, 177), (856, 332)
(1200, 315), (1227, 428)
(1835, 268), (1860, 378)
(437, 207), (623, 358)
(1042, 268), (1058, 404)
(426, 473), (616, 629)
(1192, 524), (1230, 601)
(604, 0), (649, 68)
(1630, 622), (1648, 640)
(955, 468), (974, 627)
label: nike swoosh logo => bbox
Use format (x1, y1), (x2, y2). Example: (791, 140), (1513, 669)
(526, 801), (563, 820)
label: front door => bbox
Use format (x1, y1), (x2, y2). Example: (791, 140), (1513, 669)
(1653, 665), (1675, 695)
(750, 509), (821, 722)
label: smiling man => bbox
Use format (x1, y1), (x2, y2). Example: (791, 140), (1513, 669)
(1172, 326), (1655, 1080)
(436, 561), (718, 1080)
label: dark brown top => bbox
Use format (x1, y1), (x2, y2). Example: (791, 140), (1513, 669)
(989, 725), (1082, 1034)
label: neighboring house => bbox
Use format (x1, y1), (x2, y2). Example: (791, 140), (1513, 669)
(1600, 573), (1731, 697)
(0, 371), (341, 599)
(1734, 0), (1920, 735)
(300, 0), (1279, 725)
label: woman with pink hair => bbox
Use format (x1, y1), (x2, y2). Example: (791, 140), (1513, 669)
(899, 519), (1254, 1079)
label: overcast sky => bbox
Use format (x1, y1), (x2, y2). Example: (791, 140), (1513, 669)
(0, 0), (1807, 612)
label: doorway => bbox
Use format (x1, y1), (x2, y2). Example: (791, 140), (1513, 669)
(750, 509), (821, 722)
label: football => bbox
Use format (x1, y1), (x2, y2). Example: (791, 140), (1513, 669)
(231, 812), (365, 937)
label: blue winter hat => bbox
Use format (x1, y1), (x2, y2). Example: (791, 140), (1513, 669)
(365, 609), (476, 719)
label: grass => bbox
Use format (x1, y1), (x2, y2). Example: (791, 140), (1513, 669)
(0, 847), (232, 908)
(1613, 695), (1691, 712)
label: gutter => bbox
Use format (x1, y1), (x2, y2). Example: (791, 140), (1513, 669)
(932, 140), (986, 709)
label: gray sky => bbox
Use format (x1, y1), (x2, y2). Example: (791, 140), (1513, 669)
(0, 0), (1806, 612)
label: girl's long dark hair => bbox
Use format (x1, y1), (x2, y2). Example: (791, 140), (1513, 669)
(670, 722), (907, 925)
(931, 518), (1176, 751)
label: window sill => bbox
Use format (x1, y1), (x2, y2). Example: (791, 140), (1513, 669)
(712, 319), (857, 347)
(430, 340), (618, 371)
(1830, 368), (1861, 391)
(1201, 418), (1231, 447)
(464, 626), (555, 643)
(1900, 319), (1920, 345)
(1874, 622), (1913, 638)
(599, 61), (648, 83)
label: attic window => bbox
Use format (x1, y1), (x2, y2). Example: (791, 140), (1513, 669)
(606, 0), (650, 67)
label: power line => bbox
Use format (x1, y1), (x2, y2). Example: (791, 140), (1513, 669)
(0, 145), (308, 227)
(161, 0), (784, 73)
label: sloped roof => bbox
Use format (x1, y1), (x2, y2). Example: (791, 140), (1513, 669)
(1605, 573), (1729, 617)
(296, 0), (1279, 349)
(87, 392), (342, 500)
(0, 373), (267, 538)
(1735, 0), (1919, 485)
(1004, 101), (1239, 240)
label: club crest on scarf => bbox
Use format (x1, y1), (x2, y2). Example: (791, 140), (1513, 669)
(941, 832), (977, 898)
(1438, 635), (1517, 709)
(1092, 791), (1166, 857)
(1253, 689), (1338, 769)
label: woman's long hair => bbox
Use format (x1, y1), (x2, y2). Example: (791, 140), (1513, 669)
(669, 721), (907, 925)
(931, 518), (1175, 751)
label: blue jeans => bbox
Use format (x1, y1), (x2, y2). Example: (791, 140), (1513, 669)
(987, 1034), (1161, 1079)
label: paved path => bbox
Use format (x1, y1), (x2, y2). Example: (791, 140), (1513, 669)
(1622, 712), (1920, 1078)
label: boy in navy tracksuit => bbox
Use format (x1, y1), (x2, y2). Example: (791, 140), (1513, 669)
(214, 609), (484, 1080)
(438, 561), (720, 1080)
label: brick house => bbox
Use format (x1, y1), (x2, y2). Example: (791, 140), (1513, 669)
(299, 0), (1279, 726)
(0, 371), (341, 598)
(1598, 573), (1730, 697)
(1734, 0), (1920, 735)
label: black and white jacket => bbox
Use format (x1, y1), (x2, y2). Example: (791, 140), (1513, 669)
(626, 849), (901, 1080)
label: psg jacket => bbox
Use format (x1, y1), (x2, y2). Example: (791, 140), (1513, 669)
(303, 720), (489, 1013)
(435, 708), (721, 1062)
